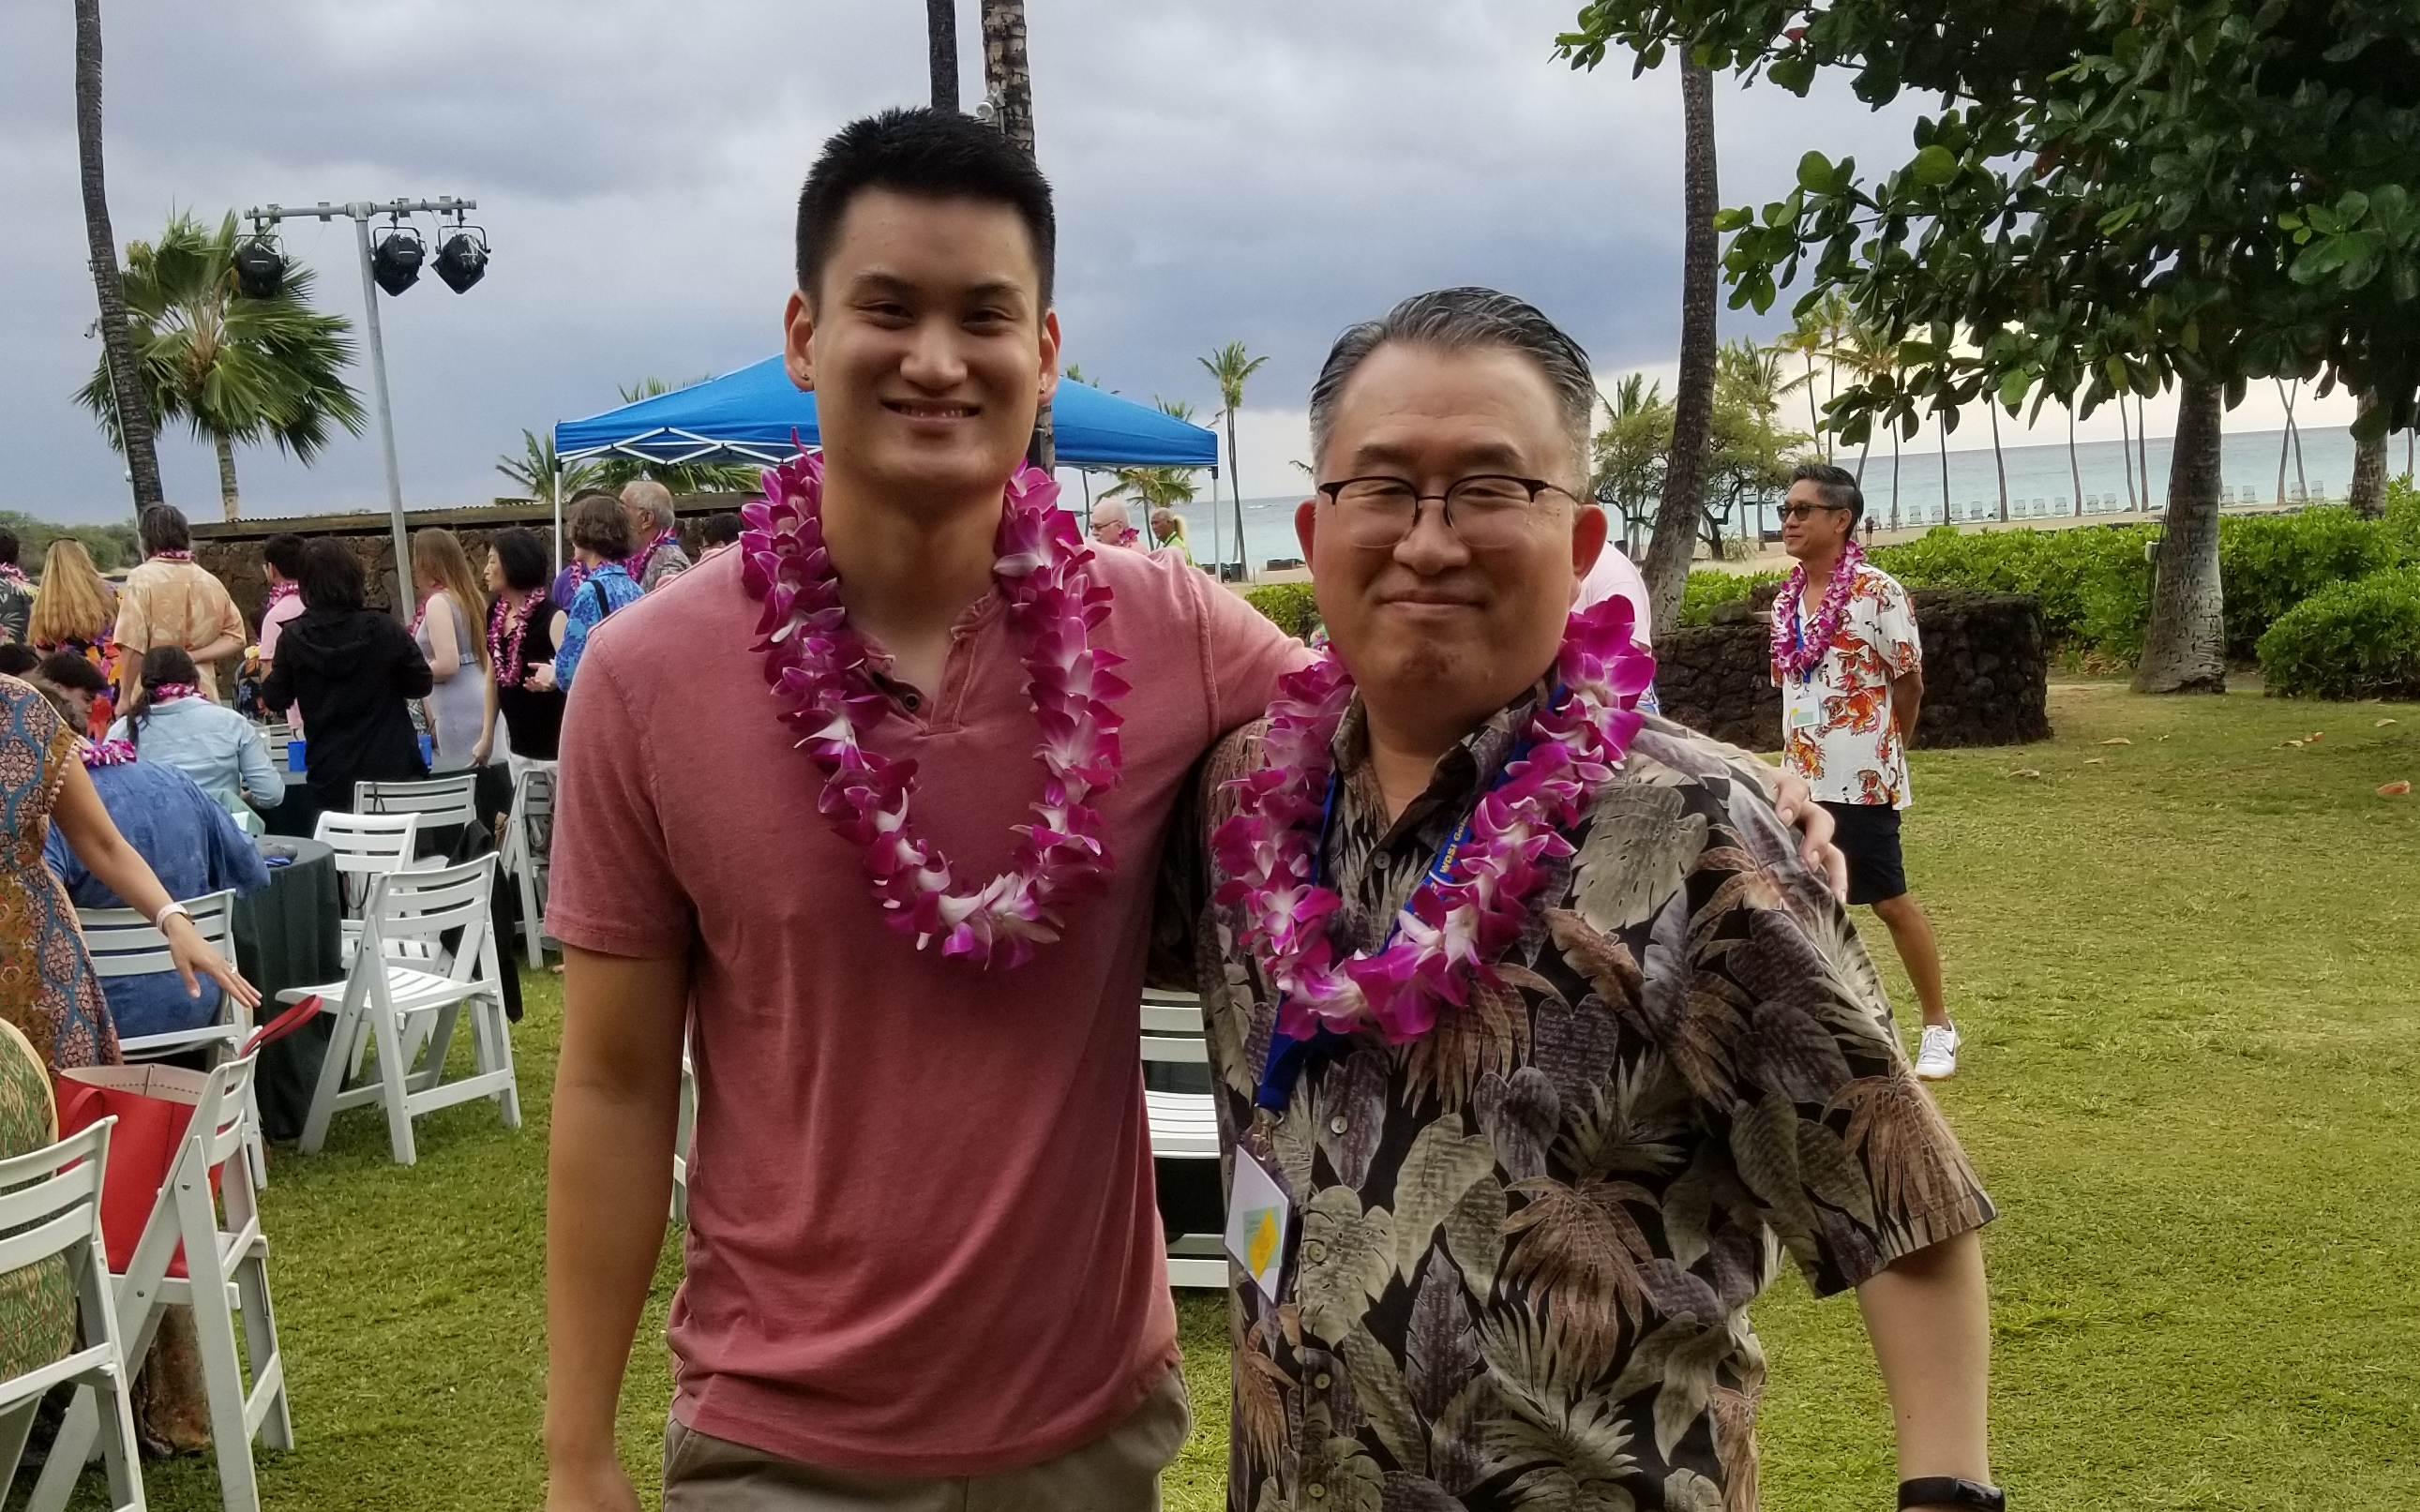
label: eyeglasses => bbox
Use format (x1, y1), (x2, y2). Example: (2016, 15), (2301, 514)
(1776, 502), (1850, 522)
(1314, 474), (1575, 549)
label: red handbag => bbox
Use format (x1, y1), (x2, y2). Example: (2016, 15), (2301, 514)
(53, 996), (323, 1273)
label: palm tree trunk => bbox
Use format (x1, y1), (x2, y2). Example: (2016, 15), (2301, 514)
(980, 0), (1049, 473)
(1803, 352), (1822, 459)
(1937, 413), (1949, 524)
(214, 432), (240, 520)
(2119, 398), (2138, 511)
(2133, 378), (2227, 694)
(1888, 425), (1901, 531)
(926, 0), (959, 112)
(2275, 380), (2293, 504)
(2136, 392), (2153, 511)
(74, 0), (163, 510)
(2349, 393), (2386, 517)
(1642, 61), (1719, 633)
(1989, 404), (2008, 522)
(1225, 409), (1251, 582)
(2067, 404), (2084, 516)
(2290, 396), (2308, 502)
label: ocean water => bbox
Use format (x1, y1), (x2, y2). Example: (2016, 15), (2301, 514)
(1099, 424), (2383, 571)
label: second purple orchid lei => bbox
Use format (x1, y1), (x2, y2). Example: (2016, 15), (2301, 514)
(740, 450), (1130, 969)
(1212, 596), (1656, 1045)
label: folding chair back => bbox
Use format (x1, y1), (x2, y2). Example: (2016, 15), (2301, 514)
(361, 857), (499, 974)
(38, 1058), (291, 1512)
(254, 721), (293, 750)
(1138, 989), (1224, 1288)
(313, 811), (421, 918)
(353, 773), (479, 832)
(503, 763), (558, 966)
(78, 891), (239, 987)
(0, 1121), (143, 1512)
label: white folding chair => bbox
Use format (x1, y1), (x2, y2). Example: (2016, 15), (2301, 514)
(36, 1059), (290, 1512)
(282, 857), (519, 1166)
(499, 761), (558, 967)
(0, 1121), (143, 1512)
(353, 774), (479, 870)
(253, 720), (293, 751)
(313, 811), (421, 966)
(671, 1043), (696, 1225)
(1141, 988), (1225, 1288)
(78, 891), (267, 1187)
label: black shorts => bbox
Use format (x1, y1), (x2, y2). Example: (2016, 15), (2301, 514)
(1821, 801), (1908, 906)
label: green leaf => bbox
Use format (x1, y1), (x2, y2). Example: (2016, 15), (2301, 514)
(1767, 55), (1815, 95)
(1911, 144), (1959, 187)
(2337, 190), (2370, 226)
(1712, 207), (1751, 232)
(1796, 150), (1835, 194)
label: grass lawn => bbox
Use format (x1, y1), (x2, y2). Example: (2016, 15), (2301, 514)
(42, 685), (2419, 1510)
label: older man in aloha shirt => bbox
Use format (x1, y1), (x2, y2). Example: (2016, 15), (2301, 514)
(1190, 698), (1993, 1512)
(1779, 564), (1922, 809)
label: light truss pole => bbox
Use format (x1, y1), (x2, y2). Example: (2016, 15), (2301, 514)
(244, 197), (475, 617)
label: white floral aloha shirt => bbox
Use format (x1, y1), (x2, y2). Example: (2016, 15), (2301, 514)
(1776, 562), (1922, 809)
(1182, 699), (1993, 1512)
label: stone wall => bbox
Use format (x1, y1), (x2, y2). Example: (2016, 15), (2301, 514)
(1653, 587), (2052, 751)
(190, 494), (751, 630)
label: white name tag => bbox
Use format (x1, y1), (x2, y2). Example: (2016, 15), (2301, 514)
(1787, 691), (1822, 731)
(1224, 1151), (1293, 1304)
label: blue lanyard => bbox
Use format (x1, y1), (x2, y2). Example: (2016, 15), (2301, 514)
(1252, 726), (1541, 1114)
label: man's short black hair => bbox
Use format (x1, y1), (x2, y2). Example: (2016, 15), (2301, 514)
(37, 650), (107, 694)
(0, 645), (38, 678)
(263, 532), (308, 580)
(795, 108), (1056, 308)
(1790, 461), (1865, 527)
(701, 513), (743, 548)
(139, 503), (191, 556)
(298, 539), (367, 612)
(0, 527), (19, 568)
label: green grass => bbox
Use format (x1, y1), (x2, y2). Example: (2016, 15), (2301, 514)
(47, 686), (2420, 1509)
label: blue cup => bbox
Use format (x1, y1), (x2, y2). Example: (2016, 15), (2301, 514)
(418, 732), (434, 768)
(286, 739), (306, 775)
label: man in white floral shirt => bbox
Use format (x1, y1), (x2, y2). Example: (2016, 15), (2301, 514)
(1774, 462), (1959, 1079)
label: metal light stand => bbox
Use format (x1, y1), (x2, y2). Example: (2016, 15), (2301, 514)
(242, 198), (477, 618)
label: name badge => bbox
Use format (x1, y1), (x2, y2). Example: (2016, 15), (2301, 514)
(1787, 693), (1822, 731)
(1225, 1150), (1294, 1303)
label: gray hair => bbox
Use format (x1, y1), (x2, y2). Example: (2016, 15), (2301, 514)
(621, 479), (676, 529)
(1307, 287), (1595, 482)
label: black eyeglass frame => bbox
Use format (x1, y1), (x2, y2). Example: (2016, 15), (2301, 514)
(1313, 473), (1583, 545)
(1774, 501), (1853, 521)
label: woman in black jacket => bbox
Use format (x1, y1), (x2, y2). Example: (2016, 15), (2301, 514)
(260, 540), (432, 823)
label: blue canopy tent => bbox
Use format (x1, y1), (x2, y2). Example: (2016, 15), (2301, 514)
(549, 358), (1219, 570)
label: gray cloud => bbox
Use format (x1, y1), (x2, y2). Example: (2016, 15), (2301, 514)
(0, 0), (1924, 524)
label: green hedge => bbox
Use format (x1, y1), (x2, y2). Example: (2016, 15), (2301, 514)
(1240, 582), (1321, 640)
(2256, 567), (2420, 700)
(1676, 569), (1783, 626)
(1872, 523), (2157, 657)
(2217, 508), (2399, 661)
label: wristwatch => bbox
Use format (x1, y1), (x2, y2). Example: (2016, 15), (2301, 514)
(1899, 1478), (2005, 1511)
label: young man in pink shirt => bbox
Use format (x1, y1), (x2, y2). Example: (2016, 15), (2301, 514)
(545, 110), (1841, 1512)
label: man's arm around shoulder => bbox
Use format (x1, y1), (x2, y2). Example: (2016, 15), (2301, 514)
(546, 944), (689, 1512)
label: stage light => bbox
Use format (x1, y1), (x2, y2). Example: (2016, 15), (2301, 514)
(233, 235), (286, 299)
(433, 227), (489, 292)
(370, 225), (425, 295)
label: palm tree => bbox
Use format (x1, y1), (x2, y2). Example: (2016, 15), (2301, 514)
(2067, 402), (2084, 516)
(925, 0), (959, 112)
(1989, 402), (2009, 522)
(1829, 319), (1896, 488)
(2349, 393), (2387, 517)
(497, 430), (599, 508)
(1593, 372), (1673, 556)
(2117, 394), (2138, 511)
(979, 0), (1048, 472)
(76, 211), (364, 520)
(1199, 341), (1270, 582)
(1642, 59), (1721, 631)
(73, 0), (163, 509)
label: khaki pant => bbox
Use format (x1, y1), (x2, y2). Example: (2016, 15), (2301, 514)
(661, 1367), (1193, 1512)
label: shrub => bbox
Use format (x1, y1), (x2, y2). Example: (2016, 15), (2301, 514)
(1676, 569), (1783, 627)
(1871, 523), (2156, 655)
(2256, 568), (2420, 700)
(2383, 474), (2420, 564)
(1240, 581), (1321, 640)
(2217, 507), (2399, 660)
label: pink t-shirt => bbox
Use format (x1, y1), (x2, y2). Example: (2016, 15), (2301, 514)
(546, 542), (1304, 1476)
(258, 590), (306, 733)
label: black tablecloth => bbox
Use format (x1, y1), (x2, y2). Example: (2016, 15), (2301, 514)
(233, 836), (341, 1142)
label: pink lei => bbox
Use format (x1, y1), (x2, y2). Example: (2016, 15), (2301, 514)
(740, 452), (1129, 969)
(1771, 538), (1866, 679)
(1213, 597), (1656, 1044)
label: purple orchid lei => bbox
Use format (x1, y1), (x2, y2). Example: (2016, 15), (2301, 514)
(78, 738), (138, 768)
(1770, 537), (1866, 679)
(1212, 596), (1657, 1045)
(740, 450), (1130, 970)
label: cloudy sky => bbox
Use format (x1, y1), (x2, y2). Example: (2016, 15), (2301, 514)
(0, 0), (2356, 526)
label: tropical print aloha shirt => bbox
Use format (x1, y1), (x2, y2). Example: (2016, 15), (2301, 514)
(1776, 562), (1922, 809)
(1187, 696), (1992, 1512)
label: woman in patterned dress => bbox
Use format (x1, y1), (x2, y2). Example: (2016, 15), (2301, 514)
(0, 676), (254, 1069)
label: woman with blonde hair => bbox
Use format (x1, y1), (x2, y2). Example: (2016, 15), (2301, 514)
(27, 538), (120, 737)
(408, 528), (492, 763)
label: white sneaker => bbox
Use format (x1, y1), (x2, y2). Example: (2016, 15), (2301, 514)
(1915, 1022), (1961, 1081)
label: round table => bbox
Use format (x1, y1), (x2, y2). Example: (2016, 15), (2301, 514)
(234, 836), (341, 1142)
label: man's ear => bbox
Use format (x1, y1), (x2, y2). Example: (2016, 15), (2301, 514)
(783, 289), (817, 393)
(1295, 498), (1319, 568)
(1037, 308), (1062, 406)
(1571, 503), (1609, 596)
